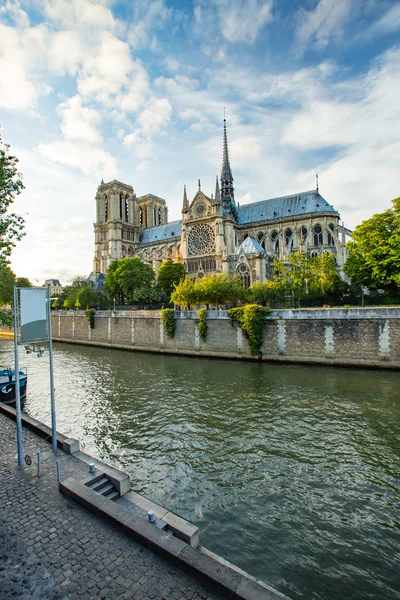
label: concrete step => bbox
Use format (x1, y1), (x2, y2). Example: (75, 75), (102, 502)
(106, 490), (120, 502)
(91, 477), (110, 492)
(100, 483), (115, 496)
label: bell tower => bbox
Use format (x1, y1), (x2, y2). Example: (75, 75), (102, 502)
(93, 180), (139, 273)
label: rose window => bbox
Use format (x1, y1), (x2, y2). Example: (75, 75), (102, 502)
(188, 224), (215, 256)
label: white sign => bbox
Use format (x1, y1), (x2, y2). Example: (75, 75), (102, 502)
(20, 288), (48, 342)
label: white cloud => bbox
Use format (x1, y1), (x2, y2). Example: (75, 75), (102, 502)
(127, 0), (173, 49)
(296, 0), (354, 50)
(0, 23), (50, 110)
(37, 140), (117, 177)
(57, 95), (102, 144)
(194, 0), (273, 44)
(48, 30), (83, 76)
(368, 3), (400, 36)
(137, 97), (172, 135)
(78, 32), (134, 104)
(40, 0), (117, 32)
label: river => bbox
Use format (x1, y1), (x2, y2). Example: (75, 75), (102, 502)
(1, 339), (399, 600)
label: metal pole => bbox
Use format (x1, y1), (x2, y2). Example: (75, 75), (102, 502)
(13, 286), (23, 468)
(56, 460), (61, 485)
(37, 452), (41, 478)
(47, 288), (57, 454)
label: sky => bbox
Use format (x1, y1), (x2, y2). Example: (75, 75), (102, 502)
(1, 0), (399, 284)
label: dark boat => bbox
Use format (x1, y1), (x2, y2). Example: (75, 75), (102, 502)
(0, 367), (28, 405)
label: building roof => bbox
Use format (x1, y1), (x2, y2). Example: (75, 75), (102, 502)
(234, 236), (265, 256)
(237, 190), (338, 225)
(44, 279), (61, 286)
(139, 220), (182, 245)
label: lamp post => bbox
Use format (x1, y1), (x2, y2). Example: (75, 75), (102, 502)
(113, 297), (116, 311)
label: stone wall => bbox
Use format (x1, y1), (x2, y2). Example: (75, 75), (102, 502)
(51, 308), (400, 369)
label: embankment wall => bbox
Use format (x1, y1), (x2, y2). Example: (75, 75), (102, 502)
(51, 308), (400, 369)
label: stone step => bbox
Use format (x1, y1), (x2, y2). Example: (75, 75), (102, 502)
(91, 477), (110, 492)
(106, 490), (120, 502)
(101, 483), (116, 496)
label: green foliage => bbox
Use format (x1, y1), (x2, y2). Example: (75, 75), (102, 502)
(170, 276), (197, 309)
(157, 260), (186, 300)
(228, 304), (273, 356)
(77, 286), (102, 308)
(131, 286), (166, 305)
(273, 252), (344, 306)
(197, 308), (207, 342)
(0, 130), (25, 265)
(15, 277), (32, 288)
(344, 196), (400, 289)
(195, 274), (246, 308)
(0, 264), (15, 306)
(250, 280), (286, 307)
(105, 258), (155, 304)
(161, 307), (175, 338)
(85, 307), (95, 329)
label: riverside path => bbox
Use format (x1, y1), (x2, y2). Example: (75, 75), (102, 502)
(0, 412), (221, 600)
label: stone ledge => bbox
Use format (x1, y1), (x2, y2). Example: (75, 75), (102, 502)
(59, 478), (290, 600)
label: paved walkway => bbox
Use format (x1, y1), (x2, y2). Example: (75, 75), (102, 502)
(0, 412), (221, 600)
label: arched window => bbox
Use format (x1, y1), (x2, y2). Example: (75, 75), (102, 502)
(154, 206), (157, 225)
(300, 226), (307, 246)
(243, 234), (249, 241)
(285, 228), (293, 252)
(271, 230), (279, 254)
(125, 196), (129, 222)
(128, 246), (133, 255)
(314, 224), (323, 246)
(122, 245), (126, 257)
(237, 263), (251, 287)
(158, 207), (162, 225)
(139, 207), (143, 226)
(257, 232), (265, 250)
(327, 224), (335, 246)
(119, 193), (123, 220)
(311, 251), (318, 258)
(104, 195), (108, 221)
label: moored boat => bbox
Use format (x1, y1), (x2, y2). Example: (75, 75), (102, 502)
(0, 367), (28, 405)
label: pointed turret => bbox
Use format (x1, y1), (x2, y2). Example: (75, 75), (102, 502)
(182, 185), (189, 212)
(220, 118), (238, 221)
(214, 175), (221, 204)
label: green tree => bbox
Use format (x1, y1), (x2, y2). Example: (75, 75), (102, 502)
(131, 287), (166, 305)
(157, 260), (186, 301)
(344, 197), (400, 288)
(170, 276), (197, 310)
(15, 277), (32, 288)
(0, 264), (16, 306)
(77, 286), (102, 308)
(195, 274), (246, 308)
(0, 130), (25, 265)
(105, 258), (155, 304)
(274, 252), (313, 305)
(251, 279), (286, 307)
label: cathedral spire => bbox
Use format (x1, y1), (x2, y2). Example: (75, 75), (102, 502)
(215, 175), (221, 203)
(220, 116), (238, 221)
(182, 185), (189, 212)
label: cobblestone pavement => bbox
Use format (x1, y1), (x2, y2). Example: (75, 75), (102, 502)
(0, 412), (221, 600)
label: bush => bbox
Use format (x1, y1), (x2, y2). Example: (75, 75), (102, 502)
(85, 308), (95, 329)
(161, 307), (175, 338)
(228, 304), (272, 356)
(197, 308), (207, 342)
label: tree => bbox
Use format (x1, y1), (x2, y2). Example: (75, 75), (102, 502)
(195, 274), (246, 308)
(251, 280), (286, 307)
(77, 286), (102, 308)
(157, 260), (186, 301)
(170, 276), (198, 310)
(0, 264), (15, 306)
(0, 130), (25, 265)
(104, 258), (155, 304)
(15, 277), (32, 288)
(131, 287), (166, 305)
(344, 197), (400, 288)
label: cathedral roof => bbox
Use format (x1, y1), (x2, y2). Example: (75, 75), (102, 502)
(234, 236), (265, 255)
(139, 220), (182, 244)
(237, 190), (338, 225)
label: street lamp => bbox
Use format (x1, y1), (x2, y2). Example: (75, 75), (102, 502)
(113, 297), (116, 311)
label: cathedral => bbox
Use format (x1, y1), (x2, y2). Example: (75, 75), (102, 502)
(92, 121), (351, 287)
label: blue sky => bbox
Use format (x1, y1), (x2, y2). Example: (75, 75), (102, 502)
(1, 0), (399, 283)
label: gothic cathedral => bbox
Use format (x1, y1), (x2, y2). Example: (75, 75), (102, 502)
(93, 121), (350, 286)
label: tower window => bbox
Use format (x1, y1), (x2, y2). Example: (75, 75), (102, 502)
(125, 196), (129, 222)
(139, 207), (143, 226)
(104, 195), (108, 221)
(327, 224), (335, 246)
(158, 207), (162, 225)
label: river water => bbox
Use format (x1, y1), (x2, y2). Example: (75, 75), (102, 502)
(1, 339), (399, 600)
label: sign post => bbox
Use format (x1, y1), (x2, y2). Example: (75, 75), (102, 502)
(15, 287), (58, 460)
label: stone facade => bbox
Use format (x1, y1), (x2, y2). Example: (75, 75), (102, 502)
(52, 309), (400, 369)
(92, 122), (352, 284)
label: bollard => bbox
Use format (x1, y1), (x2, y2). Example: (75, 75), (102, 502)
(89, 463), (96, 473)
(56, 460), (61, 485)
(37, 452), (41, 478)
(148, 510), (155, 523)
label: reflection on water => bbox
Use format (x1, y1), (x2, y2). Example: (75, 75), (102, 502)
(1, 339), (400, 600)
